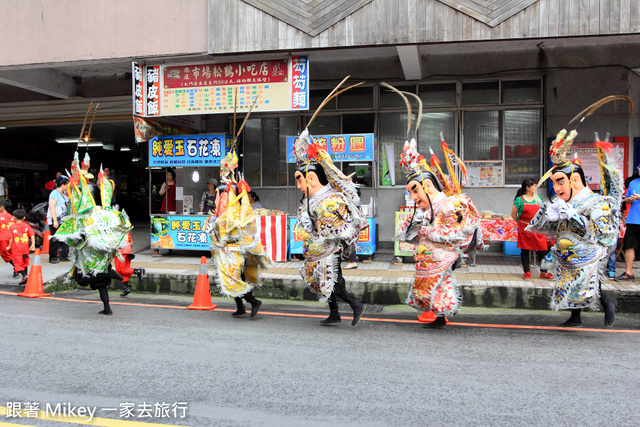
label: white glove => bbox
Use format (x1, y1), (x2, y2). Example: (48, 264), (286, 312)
(545, 199), (565, 222)
(413, 208), (426, 224)
(299, 211), (313, 233)
(559, 203), (578, 220)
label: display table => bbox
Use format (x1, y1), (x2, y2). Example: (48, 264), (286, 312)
(150, 214), (288, 262)
(480, 218), (517, 242)
(394, 210), (624, 263)
(289, 217), (377, 257)
(394, 213), (518, 265)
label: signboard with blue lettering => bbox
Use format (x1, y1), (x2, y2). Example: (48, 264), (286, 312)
(149, 134), (232, 167)
(289, 217), (376, 256)
(151, 215), (212, 251)
(286, 133), (376, 163)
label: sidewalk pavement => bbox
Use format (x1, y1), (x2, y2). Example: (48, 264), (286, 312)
(2, 221), (640, 312)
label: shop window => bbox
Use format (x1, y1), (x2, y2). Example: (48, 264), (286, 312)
(337, 86), (374, 109)
(343, 113), (375, 134)
(242, 118), (262, 186)
(378, 111), (455, 186)
(378, 113), (408, 185)
(302, 115), (341, 134)
(463, 110), (501, 160)
(262, 117), (296, 186)
(504, 110), (541, 185)
(418, 83), (456, 106)
(502, 80), (542, 103)
(462, 81), (499, 105)
(418, 111), (456, 162)
(237, 116), (297, 187)
(309, 89), (336, 111)
(379, 85), (416, 108)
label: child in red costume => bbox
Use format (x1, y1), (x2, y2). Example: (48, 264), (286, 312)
(7, 209), (35, 285)
(114, 232), (144, 296)
(0, 200), (15, 275)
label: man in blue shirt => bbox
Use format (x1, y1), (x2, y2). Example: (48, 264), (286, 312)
(616, 165), (640, 281)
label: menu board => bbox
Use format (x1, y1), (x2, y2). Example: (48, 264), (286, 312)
(158, 56), (308, 116)
(464, 160), (504, 188)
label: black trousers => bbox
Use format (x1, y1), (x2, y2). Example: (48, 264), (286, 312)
(521, 249), (548, 273)
(49, 224), (69, 259)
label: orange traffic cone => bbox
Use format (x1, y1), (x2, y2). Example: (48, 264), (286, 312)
(41, 224), (51, 254)
(17, 249), (50, 298)
(187, 256), (217, 310)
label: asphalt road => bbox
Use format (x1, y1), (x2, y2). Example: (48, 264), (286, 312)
(1, 291), (640, 427)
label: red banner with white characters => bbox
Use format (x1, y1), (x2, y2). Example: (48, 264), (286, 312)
(291, 56), (308, 110)
(163, 60), (288, 89)
(146, 65), (161, 116)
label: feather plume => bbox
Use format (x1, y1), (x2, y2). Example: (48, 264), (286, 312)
(307, 76), (351, 128)
(380, 82), (412, 140)
(401, 91), (423, 138)
(568, 95), (633, 125)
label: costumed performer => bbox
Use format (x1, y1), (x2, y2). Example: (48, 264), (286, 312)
(389, 83), (484, 328)
(115, 232), (145, 297)
(53, 148), (132, 315)
(526, 96), (631, 327)
(7, 209), (35, 286)
(293, 76), (367, 326)
(0, 200), (16, 276)
(205, 96), (272, 318)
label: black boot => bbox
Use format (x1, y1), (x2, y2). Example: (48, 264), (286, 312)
(336, 289), (365, 326)
(244, 291), (262, 318)
(424, 315), (447, 329)
(18, 270), (28, 286)
(558, 309), (582, 327)
(232, 297), (246, 316)
(98, 286), (113, 315)
(601, 292), (616, 328)
(10, 260), (18, 277)
(133, 268), (145, 281)
(120, 281), (131, 297)
(320, 292), (342, 325)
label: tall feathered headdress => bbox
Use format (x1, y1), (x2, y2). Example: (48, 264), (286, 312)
(220, 90), (259, 186)
(66, 103), (101, 215)
(381, 82), (464, 196)
(292, 76), (364, 202)
(439, 132), (467, 195)
(538, 95), (633, 188)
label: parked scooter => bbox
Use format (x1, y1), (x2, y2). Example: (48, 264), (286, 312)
(24, 202), (48, 249)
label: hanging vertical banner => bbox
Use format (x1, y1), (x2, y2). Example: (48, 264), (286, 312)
(132, 62), (145, 116)
(291, 56), (308, 110)
(157, 56), (308, 116)
(146, 65), (161, 117)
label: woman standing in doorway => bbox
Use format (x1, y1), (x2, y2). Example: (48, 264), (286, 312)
(47, 175), (70, 264)
(159, 169), (176, 213)
(511, 178), (553, 280)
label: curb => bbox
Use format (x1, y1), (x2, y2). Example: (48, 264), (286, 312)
(108, 273), (640, 313)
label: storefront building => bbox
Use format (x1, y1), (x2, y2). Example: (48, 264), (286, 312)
(1, 0), (639, 247)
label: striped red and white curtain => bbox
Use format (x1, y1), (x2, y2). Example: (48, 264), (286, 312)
(254, 214), (287, 262)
